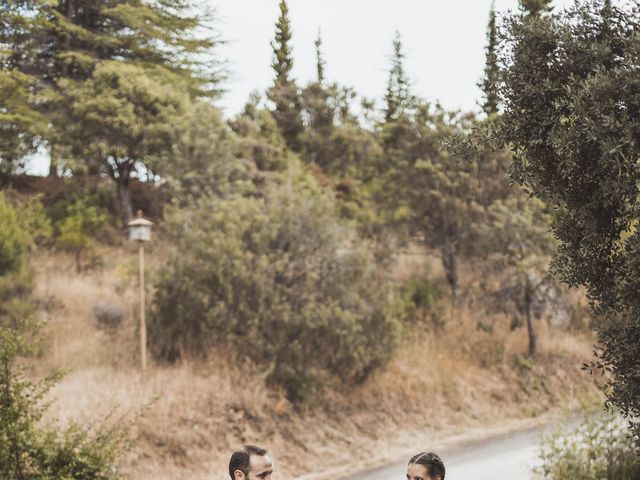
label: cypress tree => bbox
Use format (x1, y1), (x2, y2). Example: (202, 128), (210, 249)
(520, 0), (554, 17)
(268, 0), (303, 152)
(271, 0), (295, 87)
(315, 29), (326, 84)
(384, 31), (410, 123)
(479, 2), (500, 116)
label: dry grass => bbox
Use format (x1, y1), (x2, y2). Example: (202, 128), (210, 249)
(30, 249), (603, 480)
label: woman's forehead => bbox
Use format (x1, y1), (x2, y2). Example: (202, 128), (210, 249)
(407, 462), (429, 478)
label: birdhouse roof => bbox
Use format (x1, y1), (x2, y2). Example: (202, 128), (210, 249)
(127, 217), (153, 227)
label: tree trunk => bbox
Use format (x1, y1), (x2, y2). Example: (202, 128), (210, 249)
(48, 157), (58, 177)
(118, 180), (134, 222)
(441, 242), (460, 301)
(525, 277), (537, 356)
(48, 145), (58, 177)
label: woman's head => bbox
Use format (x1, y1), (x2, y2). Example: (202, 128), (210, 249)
(406, 452), (445, 480)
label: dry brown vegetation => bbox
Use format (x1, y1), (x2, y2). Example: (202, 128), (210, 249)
(31, 247), (602, 480)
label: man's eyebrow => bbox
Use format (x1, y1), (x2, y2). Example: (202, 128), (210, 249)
(257, 470), (273, 478)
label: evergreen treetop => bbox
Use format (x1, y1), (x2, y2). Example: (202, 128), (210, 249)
(2, 0), (221, 97)
(384, 31), (411, 123)
(520, 0), (554, 18)
(271, 0), (294, 87)
(479, 2), (500, 116)
(315, 28), (326, 84)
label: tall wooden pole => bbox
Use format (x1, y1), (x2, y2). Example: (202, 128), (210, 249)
(139, 243), (147, 373)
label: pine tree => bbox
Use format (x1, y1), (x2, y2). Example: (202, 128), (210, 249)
(479, 2), (500, 116)
(1, 0), (221, 219)
(268, 0), (303, 152)
(0, 71), (46, 173)
(384, 31), (411, 123)
(520, 0), (554, 17)
(4, 0), (220, 93)
(315, 29), (326, 84)
(271, 0), (294, 87)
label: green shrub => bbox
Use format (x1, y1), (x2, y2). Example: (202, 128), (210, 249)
(400, 275), (440, 325)
(0, 192), (34, 328)
(0, 192), (28, 276)
(0, 327), (126, 480)
(536, 414), (640, 480)
(56, 199), (108, 271)
(15, 194), (53, 248)
(151, 175), (400, 403)
(93, 301), (127, 331)
(0, 192), (126, 479)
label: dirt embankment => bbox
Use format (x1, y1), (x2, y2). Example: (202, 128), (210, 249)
(34, 250), (602, 480)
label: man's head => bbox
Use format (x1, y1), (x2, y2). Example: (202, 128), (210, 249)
(228, 445), (273, 480)
(406, 452), (445, 480)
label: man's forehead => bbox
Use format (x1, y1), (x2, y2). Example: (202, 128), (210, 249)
(249, 453), (272, 472)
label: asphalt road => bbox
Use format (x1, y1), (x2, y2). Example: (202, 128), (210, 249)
(344, 424), (550, 480)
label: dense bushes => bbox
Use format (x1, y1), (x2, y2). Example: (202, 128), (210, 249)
(536, 414), (640, 480)
(0, 193), (126, 479)
(150, 174), (400, 403)
(4, 184), (116, 270)
(56, 198), (108, 271)
(0, 326), (126, 479)
(0, 193), (34, 329)
(400, 275), (441, 326)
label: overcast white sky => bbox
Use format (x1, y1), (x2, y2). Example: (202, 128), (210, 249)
(212, 0), (576, 116)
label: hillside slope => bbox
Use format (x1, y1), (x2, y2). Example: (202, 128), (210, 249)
(34, 249), (601, 480)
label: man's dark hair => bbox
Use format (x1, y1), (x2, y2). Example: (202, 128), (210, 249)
(409, 452), (446, 479)
(229, 445), (268, 480)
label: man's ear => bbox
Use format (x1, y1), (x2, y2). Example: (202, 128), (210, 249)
(234, 470), (245, 480)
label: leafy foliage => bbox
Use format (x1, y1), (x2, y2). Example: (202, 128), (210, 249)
(1, 0), (220, 89)
(481, 194), (556, 355)
(382, 102), (510, 299)
(151, 170), (399, 403)
(536, 414), (640, 480)
(400, 276), (441, 325)
(55, 62), (190, 219)
(56, 198), (108, 271)
(0, 192), (33, 330)
(479, 3), (500, 116)
(384, 32), (412, 123)
(0, 327), (126, 480)
(230, 97), (290, 173)
(2, 0), (222, 214)
(315, 29), (326, 84)
(497, 0), (640, 443)
(520, 0), (554, 17)
(162, 102), (259, 201)
(0, 192), (126, 478)
(268, 0), (303, 152)
(16, 195), (53, 249)
(0, 71), (46, 173)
